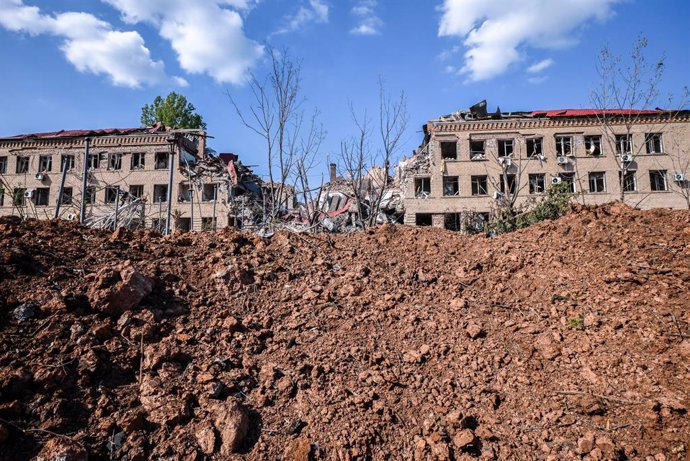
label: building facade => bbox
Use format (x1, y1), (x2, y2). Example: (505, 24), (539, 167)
(0, 126), (237, 232)
(402, 108), (690, 229)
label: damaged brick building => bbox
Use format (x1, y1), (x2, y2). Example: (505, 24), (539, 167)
(402, 102), (690, 229)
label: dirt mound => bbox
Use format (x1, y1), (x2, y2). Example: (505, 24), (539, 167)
(0, 203), (689, 460)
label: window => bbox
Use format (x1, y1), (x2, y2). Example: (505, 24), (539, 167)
(526, 138), (542, 158)
(584, 136), (602, 156)
(444, 213), (461, 231)
(88, 153), (100, 170)
(105, 186), (120, 204)
(588, 172), (606, 193)
(38, 155), (52, 172)
(201, 217), (217, 231)
(202, 184), (218, 202)
(59, 187), (73, 205)
(442, 176), (459, 196)
(178, 184), (192, 202)
(555, 136), (572, 156)
(85, 187), (96, 204)
(650, 170), (667, 191)
(497, 139), (514, 158)
(619, 171), (636, 192)
(33, 188), (50, 206)
(440, 141), (457, 160)
(0, 188), (4, 207)
(151, 219), (167, 233)
(615, 134), (632, 155)
(153, 184), (168, 203)
(131, 152), (146, 170)
(558, 173), (577, 193)
(414, 177), (431, 197)
(645, 133), (663, 154)
(469, 140), (485, 160)
(0, 156), (7, 174)
(528, 174), (545, 194)
(471, 175), (488, 196)
(16, 156), (29, 173)
(177, 218), (191, 233)
(13, 188), (26, 206)
(60, 155), (75, 172)
(415, 213), (432, 226)
(155, 152), (169, 170)
(108, 153), (122, 170)
(498, 174), (517, 195)
(129, 185), (144, 199)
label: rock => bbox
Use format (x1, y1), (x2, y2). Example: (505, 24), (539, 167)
(213, 399), (250, 455)
(577, 431), (596, 454)
(595, 435), (616, 455)
(453, 429), (476, 449)
(283, 437), (313, 461)
(195, 425), (217, 455)
(34, 438), (88, 461)
(536, 335), (561, 360)
(466, 322), (484, 339)
(276, 377), (295, 396)
(419, 344), (431, 356)
(578, 395), (606, 416)
(139, 376), (190, 425)
(13, 303), (37, 322)
(87, 261), (155, 316)
(119, 408), (146, 433)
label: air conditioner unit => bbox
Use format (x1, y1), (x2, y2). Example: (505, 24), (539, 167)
(674, 173), (685, 182)
(556, 156), (568, 165)
(24, 189), (34, 198)
(551, 177), (562, 185)
(66, 213), (77, 221)
(493, 191), (504, 200)
(621, 154), (633, 163)
(35, 173), (45, 181)
(499, 157), (512, 167)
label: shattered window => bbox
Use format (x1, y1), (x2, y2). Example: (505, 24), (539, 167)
(528, 174), (545, 194)
(61, 187), (73, 205)
(0, 188), (4, 207)
(178, 184), (192, 202)
(585, 136), (602, 156)
(202, 184), (218, 202)
(444, 213), (461, 231)
(471, 175), (488, 196)
(469, 140), (485, 160)
(588, 172), (606, 193)
(0, 156), (7, 174)
(107, 153), (122, 170)
(16, 156), (29, 173)
(33, 188), (49, 206)
(176, 218), (191, 233)
(414, 177), (431, 198)
(13, 188), (26, 206)
(619, 171), (636, 192)
(649, 170), (667, 191)
(61, 155), (76, 172)
(498, 174), (517, 195)
(202, 217), (217, 231)
(129, 185), (144, 199)
(415, 213), (432, 226)
(615, 134), (632, 155)
(526, 138), (543, 158)
(155, 152), (169, 170)
(498, 139), (514, 158)
(105, 186), (120, 204)
(558, 173), (577, 193)
(151, 219), (167, 233)
(88, 153), (100, 170)
(85, 187), (96, 204)
(38, 155), (52, 172)
(555, 136), (572, 156)
(153, 184), (168, 203)
(645, 133), (663, 154)
(442, 176), (459, 196)
(440, 141), (457, 160)
(131, 152), (146, 170)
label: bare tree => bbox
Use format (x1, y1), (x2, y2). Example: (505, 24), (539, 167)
(337, 106), (371, 229)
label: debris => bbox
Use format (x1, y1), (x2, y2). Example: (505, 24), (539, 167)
(12, 303), (37, 322)
(87, 261), (154, 315)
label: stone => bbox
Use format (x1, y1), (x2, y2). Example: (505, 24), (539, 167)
(195, 425), (217, 455)
(13, 303), (37, 322)
(213, 399), (250, 455)
(577, 431), (596, 454)
(453, 429), (476, 449)
(119, 408), (145, 433)
(466, 322), (484, 339)
(34, 438), (88, 461)
(87, 261), (155, 316)
(283, 437), (312, 461)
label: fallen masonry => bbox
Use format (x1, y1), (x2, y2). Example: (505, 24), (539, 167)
(0, 202), (689, 460)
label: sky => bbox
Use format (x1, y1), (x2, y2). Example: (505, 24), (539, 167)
(1, 0), (688, 180)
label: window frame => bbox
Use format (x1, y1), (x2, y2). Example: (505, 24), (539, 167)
(649, 170), (667, 191)
(526, 138), (543, 158)
(558, 173), (577, 193)
(13, 188), (26, 206)
(471, 175), (488, 196)
(16, 156), (29, 174)
(588, 172), (606, 193)
(528, 173), (545, 194)
(155, 152), (170, 170)
(555, 136), (573, 157)
(615, 134), (633, 155)
(619, 171), (637, 192)
(202, 183), (219, 202)
(498, 173), (517, 195)
(60, 154), (75, 172)
(442, 176), (460, 196)
(469, 140), (486, 160)
(440, 141), (458, 160)
(0, 156), (7, 174)
(584, 135), (602, 156)
(33, 187), (50, 206)
(131, 152), (146, 170)
(38, 155), (53, 172)
(105, 186), (121, 204)
(153, 184), (168, 203)
(60, 187), (73, 205)
(107, 153), (122, 171)
(497, 139), (514, 158)
(129, 185), (144, 199)
(645, 133), (663, 154)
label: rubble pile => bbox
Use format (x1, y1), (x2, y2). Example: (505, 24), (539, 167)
(0, 202), (689, 460)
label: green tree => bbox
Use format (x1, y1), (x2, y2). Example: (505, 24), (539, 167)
(140, 92), (206, 130)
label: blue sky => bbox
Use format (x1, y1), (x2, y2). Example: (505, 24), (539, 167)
(1, 0), (688, 179)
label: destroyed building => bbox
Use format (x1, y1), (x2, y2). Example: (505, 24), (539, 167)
(0, 126), (264, 232)
(401, 101), (690, 229)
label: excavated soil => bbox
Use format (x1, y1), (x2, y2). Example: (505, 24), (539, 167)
(0, 203), (689, 461)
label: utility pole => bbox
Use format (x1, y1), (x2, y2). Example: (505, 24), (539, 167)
(114, 188), (120, 229)
(54, 157), (68, 220)
(79, 138), (90, 224)
(165, 136), (176, 235)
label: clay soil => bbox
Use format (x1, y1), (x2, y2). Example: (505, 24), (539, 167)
(0, 203), (689, 461)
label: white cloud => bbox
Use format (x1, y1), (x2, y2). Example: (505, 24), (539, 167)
(274, 0), (329, 35)
(527, 75), (548, 84)
(0, 0), (175, 87)
(527, 58), (554, 74)
(438, 0), (619, 82)
(103, 0), (264, 84)
(350, 0), (382, 36)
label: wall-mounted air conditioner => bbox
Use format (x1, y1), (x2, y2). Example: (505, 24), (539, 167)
(24, 189), (34, 198)
(674, 173), (685, 182)
(551, 177), (562, 185)
(556, 156), (568, 165)
(621, 154), (633, 163)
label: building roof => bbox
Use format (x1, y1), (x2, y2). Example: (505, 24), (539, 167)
(0, 124), (167, 141)
(530, 109), (667, 118)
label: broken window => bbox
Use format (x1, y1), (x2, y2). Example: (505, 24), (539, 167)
(38, 155), (52, 172)
(105, 186), (120, 204)
(33, 187), (50, 206)
(151, 219), (167, 233)
(61, 187), (73, 205)
(85, 187), (96, 204)
(60, 154), (75, 172)
(469, 140), (485, 160)
(442, 176), (459, 196)
(497, 139), (514, 158)
(588, 172), (606, 193)
(584, 136), (602, 156)
(108, 153), (122, 170)
(202, 184), (218, 202)
(202, 217), (217, 231)
(16, 156), (29, 174)
(414, 177), (431, 198)
(0, 156), (7, 174)
(88, 153), (100, 170)
(131, 152), (146, 170)
(645, 133), (663, 154)
(558, 173), (576, 193)
(440, 141), (457, 160)
(444, 213), (461, 231)
(619, 171), (636, 192)
(649, 170), (667, 191)
(528, 173), (545, 194)
(499, 174), (517, 195)
(0, 188), (4, 207)
(129, 185), (144, 199)
(471, 175), (488, 196)
(178, 184), (192, 202)
(555, 136), (572, 156)
(415, 213), (432, 226)
(155, 152), (169, 170)
(526, 138), (543, 158)
(13, 188), (26, 206)
(615, 134), (632, 155)
(177, 217), (191, 233)
(153, 184), (168, 203)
